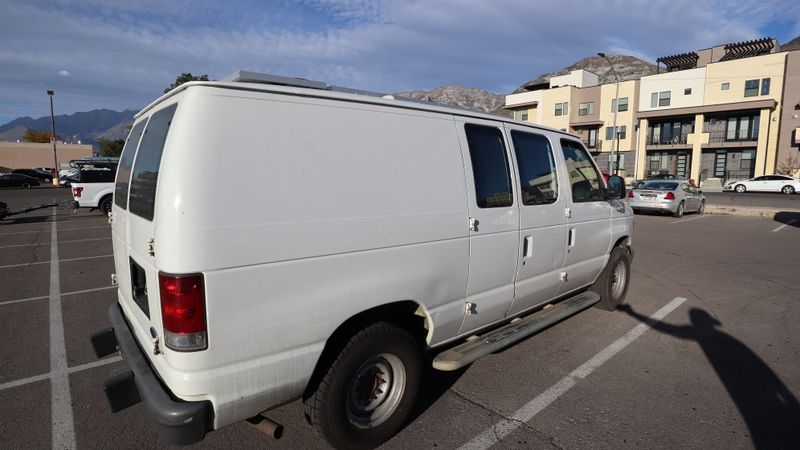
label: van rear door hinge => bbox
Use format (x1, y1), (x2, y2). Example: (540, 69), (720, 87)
(465, 302), (477, 315)
(469, 217), (478, 232)
(146, 238), (155, 257)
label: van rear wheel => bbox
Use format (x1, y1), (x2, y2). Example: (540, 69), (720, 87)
(304, 322), (421, 449)
(590, 246), (631, 311)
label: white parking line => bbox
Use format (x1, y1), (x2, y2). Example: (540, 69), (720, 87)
(0, 356), (122, 392)
(0, 225), (108, 237)
(458, 297), (688, 450)
(0, 286), (116, 307)
(0, 254), (114, 270)
(0, 237), (110, 249)
(49, 208), (77, 450)
(772, 219), (797, 232)
(671, 214), (710, 224)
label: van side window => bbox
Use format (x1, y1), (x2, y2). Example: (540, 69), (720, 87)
(560, 139), (604, 203)
(464, 124), (513, 208)
(510, 131), (558, 205)
(114, 120), (147, 209)
(129, 104), (178, 221)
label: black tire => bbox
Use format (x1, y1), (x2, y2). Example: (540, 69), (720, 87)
(782, 185), (795, 195)
(734, 184), (746, 193)
(697, 200), (705, 214)
(673, 201), (685, 218)
(21, 183), (31, 189)
(591, 246), (632, 311)
(304, 322), (421, 449)
(99, 196), (113, 215)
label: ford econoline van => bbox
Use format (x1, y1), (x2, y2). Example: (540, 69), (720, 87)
(91, 71), (633, 449)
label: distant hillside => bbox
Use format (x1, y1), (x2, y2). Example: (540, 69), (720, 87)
(514, 55), (658, 93)
(0, 109), (136, 145)
(394, 85), (511, 117)
(782, 35), (800, 52)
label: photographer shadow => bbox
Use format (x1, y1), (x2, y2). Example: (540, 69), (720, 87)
(618, 304), (800, 449)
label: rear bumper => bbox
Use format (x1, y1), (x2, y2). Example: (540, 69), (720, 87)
(91, 304), (211, 445)
(629, 200), (677, 213)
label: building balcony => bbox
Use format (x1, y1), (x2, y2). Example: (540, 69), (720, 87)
(707, 131), (758, 144)
(645, 132), (691, 147)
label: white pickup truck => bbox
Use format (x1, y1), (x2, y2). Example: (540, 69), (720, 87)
(70, 160), (118, 215)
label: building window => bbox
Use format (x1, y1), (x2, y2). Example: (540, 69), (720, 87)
(514, 110), (528, 121)
(578, 102), (594, 116)
(684, 88), (692, 95)
(611, 97), (628, 112)
(521, 110), (528, 121)
(761, 78), (770, 95)
(658, 91), (671, 107)
(744, 79), (759, 97)
(555, 102), (569, 116)
(650, 92), (658, 108)
(725, 115), (760, 141)
(721, 82), (730, 90)
(740, 149), (755, 170)
(605, 126), (626, 140)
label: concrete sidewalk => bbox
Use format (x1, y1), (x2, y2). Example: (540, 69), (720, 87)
(704, 204), (800, 218)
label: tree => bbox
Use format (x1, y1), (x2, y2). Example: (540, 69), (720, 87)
(97, 138), (126, 157)
(23, 129), (59, 143)
(164, 72), (209, 93)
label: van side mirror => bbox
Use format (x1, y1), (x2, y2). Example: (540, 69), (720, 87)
(606, 175), (626, 199)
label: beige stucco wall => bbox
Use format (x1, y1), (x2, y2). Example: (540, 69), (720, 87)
(504, 90), (542, 123)
(539, 86), (573, 131)
(0, 142), (93, 170)
(639, 68), (707, 112)
(704, 52), (787, 174)
(550, 69), (599, 88)
(599, 80), (638, 152)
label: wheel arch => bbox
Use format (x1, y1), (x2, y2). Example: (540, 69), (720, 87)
(302, 300), (431, 410)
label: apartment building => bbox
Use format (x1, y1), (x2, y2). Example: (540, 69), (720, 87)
(506, 37), (800, 184)
(636, 38), (796, 186)
(505, 69), (639, 176)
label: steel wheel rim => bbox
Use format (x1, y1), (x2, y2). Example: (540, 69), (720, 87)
(610, 260), (627, 300)
(346, 353), (406, 429)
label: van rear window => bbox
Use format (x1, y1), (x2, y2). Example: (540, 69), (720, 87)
(115, 121), (146, 209)
(129, 104), (177, 221)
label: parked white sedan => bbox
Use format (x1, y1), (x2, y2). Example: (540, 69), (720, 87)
(724, 175), (800, 195)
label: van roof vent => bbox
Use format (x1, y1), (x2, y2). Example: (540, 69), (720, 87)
(221, 70), (389, 98)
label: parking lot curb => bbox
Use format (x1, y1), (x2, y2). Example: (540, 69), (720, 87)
(704, 205), (800, 218)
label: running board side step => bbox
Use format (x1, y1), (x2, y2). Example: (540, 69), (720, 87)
(433, 291), (600, 371)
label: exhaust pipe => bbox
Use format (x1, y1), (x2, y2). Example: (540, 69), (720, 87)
(247, 414), (284, 440)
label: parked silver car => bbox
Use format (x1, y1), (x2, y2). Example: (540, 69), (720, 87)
(628, 180), (705, 218)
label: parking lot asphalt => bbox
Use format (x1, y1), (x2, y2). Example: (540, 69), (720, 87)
(1, 188), (798, 449)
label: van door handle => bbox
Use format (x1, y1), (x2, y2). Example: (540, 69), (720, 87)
(523, 236), (533, 258)
(567, 228), (576, 247)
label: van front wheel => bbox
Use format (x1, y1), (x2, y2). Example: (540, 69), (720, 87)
(590, 246), (631, 311)
(304, 322), (421, 449)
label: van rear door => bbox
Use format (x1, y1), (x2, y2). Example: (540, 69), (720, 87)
(111, 103), (178, 347)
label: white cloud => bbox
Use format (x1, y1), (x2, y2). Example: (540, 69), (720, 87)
(0, 0), (798, 124)
(58, 70), (71, 77)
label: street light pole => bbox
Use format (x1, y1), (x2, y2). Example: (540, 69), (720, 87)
(47, 90), (59, 185)
(598, 52), (620, 175)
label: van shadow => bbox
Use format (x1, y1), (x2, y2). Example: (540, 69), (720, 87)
(618, 304), (800, 449)
(773, 211), (800, 228)
(407, 355), (467, 423)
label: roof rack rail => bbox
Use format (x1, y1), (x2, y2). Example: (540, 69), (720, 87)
(221, 70), (389, 98)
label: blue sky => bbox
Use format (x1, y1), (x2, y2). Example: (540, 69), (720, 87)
(1, 0), (799, 125)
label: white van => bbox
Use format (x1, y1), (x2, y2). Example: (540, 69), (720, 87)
(91, 71), (633, 448)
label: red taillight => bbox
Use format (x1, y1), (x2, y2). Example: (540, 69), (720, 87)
(628, 191), (634, 198)
(664, 192), (676, 200)
(159, 273), (207, 351)
(72, 186), (83, 198)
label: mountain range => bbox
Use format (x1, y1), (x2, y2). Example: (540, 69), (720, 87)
(3, 36), (798, 146)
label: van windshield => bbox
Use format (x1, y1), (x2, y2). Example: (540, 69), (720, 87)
(128, 104), (177, 221)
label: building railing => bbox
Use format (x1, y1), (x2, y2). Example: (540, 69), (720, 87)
(583, 139), (601, 150)
(646, 132), (690, 146)
(707, 131), (758, 144)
